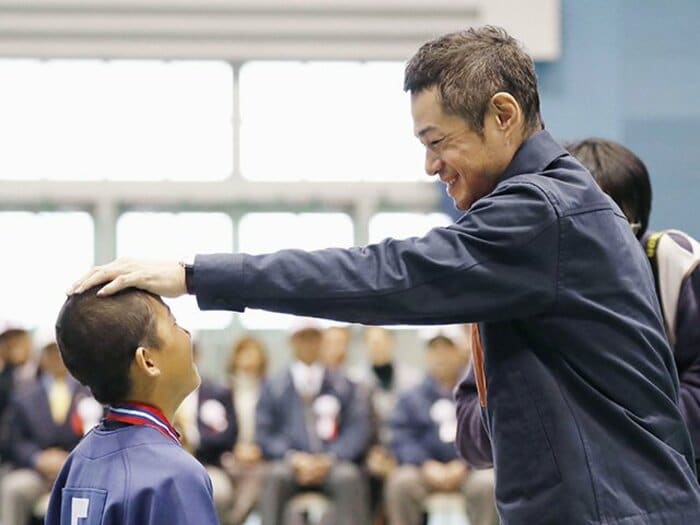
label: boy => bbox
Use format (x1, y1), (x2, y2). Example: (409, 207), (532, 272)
(46, 286), (219, 524)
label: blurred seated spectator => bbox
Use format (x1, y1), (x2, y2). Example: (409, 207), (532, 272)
(0, 325), (39, 517)
(0, 323), (36, 432)
(256, 321), (372, 525)
(350, 327), (420, 522)
(221, 336), (269, 525)
(1, 340), (99, 525)
(175, 347), (238, 524)
(321, 325), (352, 372)
(387, 335), (497, 525)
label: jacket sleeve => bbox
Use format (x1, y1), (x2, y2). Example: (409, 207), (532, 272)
(327, 382), (372, 462)
(389, 393), (430, 465)
(454, 366), (494, 468)
(255, 379), (292, 460)
(193, 182), (559, 325)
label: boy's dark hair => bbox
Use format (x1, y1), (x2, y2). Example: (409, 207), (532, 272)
(55, 287), (163, 405)
(404, 25), (542, 134)
(566, 138), (652, 238)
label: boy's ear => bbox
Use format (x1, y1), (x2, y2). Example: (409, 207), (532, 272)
(133, 347), (161, 378)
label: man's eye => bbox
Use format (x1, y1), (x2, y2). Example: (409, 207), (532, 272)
(429, 138), (444, 147)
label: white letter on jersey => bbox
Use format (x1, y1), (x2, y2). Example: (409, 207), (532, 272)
(71, 497), (89, 525)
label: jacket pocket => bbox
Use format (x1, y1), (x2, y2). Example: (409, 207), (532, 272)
(491, 369), (562, 503)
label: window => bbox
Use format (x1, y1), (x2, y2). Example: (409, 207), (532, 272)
(116, 212), (234, 330)
(0, 60), (233, 181)
(0, 212), (94, 328)
(368, 212), (452, 244)
(240, 61), (425, 182)
(367, 212), (454, 330)
(238, 212), (354, 329)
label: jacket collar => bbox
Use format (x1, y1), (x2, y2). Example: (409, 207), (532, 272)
(498, 130), (568, 185)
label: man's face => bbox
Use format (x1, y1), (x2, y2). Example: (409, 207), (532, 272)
(291, 329), (322, 365)
(321, 327), (350, 368)
(426, 341), (463, 385)
(152, 300), (200, 398)
(40, 344), (68, 378)
(411, 86), (515, 210)
(364, 327), (394, 366)
(0, 331), (32, 365)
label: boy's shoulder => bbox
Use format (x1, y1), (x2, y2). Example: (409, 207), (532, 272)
(72, 424), (207, 479)
(47, 425), (216, 525)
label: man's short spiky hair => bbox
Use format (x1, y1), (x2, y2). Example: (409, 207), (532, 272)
(55, 287), (163, 405)
(404, 26), (542, 134)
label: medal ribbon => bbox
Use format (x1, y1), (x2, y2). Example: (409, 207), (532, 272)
(105, 401), (181, 445)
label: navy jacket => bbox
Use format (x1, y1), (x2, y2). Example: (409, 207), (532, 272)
(390, 377), (458, 465)
(193, 379), (238, 467)
(255, 368), (371, 462)
(4, 376), (89, 468)
(46, 423), (218, 525)
(192, 131), (700, 524)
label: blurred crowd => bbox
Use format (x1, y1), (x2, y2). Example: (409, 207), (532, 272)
(0, 321), (498, 525)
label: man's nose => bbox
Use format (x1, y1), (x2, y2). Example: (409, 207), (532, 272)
(425, 149), (442, 177)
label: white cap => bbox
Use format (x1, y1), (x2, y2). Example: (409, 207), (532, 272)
(33, 326), (57, 352)
(417, 325), (465, 344)
(0, 319), (29, 337)
(288, 316), (325, 335)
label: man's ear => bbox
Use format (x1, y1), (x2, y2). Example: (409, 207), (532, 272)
(488, 92), (522, 134)
(133, 347), (161, 378)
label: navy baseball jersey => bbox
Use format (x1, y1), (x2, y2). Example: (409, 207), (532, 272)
(45, 404), (219, 524)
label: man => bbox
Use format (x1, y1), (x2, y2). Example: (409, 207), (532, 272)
(350, 327), (421, 521)
(1, 341), (95, 525)
(0, 324), (35, 429)
(175, 365), (238, 523)
(387, 335), (497, 525)
(255, 323), (371, 525)
(320, 325), (352, 372)
(71, 26), (700, 524)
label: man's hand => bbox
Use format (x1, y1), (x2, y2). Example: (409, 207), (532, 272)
(421, 460), (447, 490)
(441, 460), (468, 491)
(68, 258), (187, 298)
(290, 452), (332, 486)
(366, 445), (396, 478)
(234, 443), (263, 465)
(421, 459), (468, 491)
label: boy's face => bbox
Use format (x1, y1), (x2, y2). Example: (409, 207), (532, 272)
(151, 299), (200, 399)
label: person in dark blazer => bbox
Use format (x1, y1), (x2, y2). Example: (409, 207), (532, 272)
(256, 323), (371, 525)
(387, 335), (497, 525)
(1, 341), (99, 525)
(175, 373), (238, 524)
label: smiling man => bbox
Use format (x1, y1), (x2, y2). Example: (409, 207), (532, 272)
(71, 26), (700, 524)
